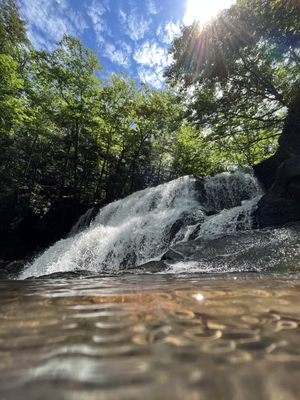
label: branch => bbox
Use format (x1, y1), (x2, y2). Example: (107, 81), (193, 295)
(238, 53), (287, 107)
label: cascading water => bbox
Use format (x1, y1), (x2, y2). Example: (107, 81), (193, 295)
(202, 169), (261, 211)
(20, 170), (262, 278)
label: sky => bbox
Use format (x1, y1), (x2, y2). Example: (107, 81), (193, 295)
(18, 0), (234, 89)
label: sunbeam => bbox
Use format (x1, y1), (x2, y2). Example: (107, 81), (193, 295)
(184, 0), (235, 25)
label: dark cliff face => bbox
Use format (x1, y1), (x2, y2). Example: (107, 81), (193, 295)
(253, 93), (300, 228)
(254, 93), (300, 190)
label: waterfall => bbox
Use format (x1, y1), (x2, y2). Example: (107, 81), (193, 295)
(202, 169), (261, 211)
(69, 206), (100, 236)
(20, 170), (262, 278)
(195, 197), (261, 239)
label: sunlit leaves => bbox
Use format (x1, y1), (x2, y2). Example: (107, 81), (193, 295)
(165, 0), (299, 167)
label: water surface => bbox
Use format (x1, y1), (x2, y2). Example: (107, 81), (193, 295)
(1, 274), (300, 399)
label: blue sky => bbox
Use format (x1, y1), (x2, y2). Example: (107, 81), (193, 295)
(17, 0), (233, 88)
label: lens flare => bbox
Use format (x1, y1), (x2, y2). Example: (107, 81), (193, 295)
(184, 0), (235, 25)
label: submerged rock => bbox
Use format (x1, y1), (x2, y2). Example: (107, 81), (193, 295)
(30, 270), (94, 279)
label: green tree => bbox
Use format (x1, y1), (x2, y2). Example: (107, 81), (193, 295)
(0, 0), (28, 195)
(0, 0), (27, 55)
(172, 124), (225, 176)
(165, 0), (300, 169)
(32, 35), (103, 204)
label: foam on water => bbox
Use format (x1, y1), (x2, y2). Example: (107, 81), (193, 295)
(20, 171), (262, 278)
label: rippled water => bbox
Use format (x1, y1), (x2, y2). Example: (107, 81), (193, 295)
(1, 274), (300, 399)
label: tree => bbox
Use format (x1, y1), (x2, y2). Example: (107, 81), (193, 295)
(28, 36), (103, 204)
(0, 0), (28, 195)
(0, 0), (27, 55)
(165, 0), (300, 172)
(172, 124), (224, 176)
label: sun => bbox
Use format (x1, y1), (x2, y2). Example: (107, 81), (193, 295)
(184, 0), (235, 25)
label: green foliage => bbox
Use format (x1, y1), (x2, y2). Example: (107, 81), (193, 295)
(172, 124), (224, 176)
(0, 53), (24, 128)
(165, 0), (300, 166)
(0, 2), (191, 212)
(0, 0), (27, 55)
(1, 0), (299, 217)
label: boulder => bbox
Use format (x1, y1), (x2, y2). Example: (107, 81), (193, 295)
(161, 224), (300, 273)
(253, 93), (300, 227)
(253, 156), (300, 228)
(254, 92), (300, 190)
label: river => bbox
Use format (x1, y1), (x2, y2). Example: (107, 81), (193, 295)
(0, 274), (300, 399)
(2, 171), (300, 398)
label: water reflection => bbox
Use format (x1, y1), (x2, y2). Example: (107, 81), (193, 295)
(0, 274), (300, 399)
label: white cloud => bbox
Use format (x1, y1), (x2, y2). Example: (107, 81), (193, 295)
(164, 21), (181, 43)
(147, 0), (159, 15)
(26, 28), (52, 50)
(137, 66), (164, 89)
(134, 41), (173, 89)
(19, 0), (88, 50)
(157, 21), (181, 44)
(128, 14), (150, 41)
(133, 42), (172, 68)
(118, 9), (127, 24)
(119, 10), (151, 41)
(103, 42), (132, 68)
(86, 1), (109, 45)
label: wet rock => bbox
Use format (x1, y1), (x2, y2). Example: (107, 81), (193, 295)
(253, 94), (300, 227)
(253, 156), (300, 228)
(161, 224), (300, 273)
(128, 260), (167, 273)
(30, 270), (93, 279)
(254, 92), (300, 190)
(168, 219), (185, 242)
(194, 176), (207, 205)
(38, 198), (88, 244)
(0, 204), (40, 262)
(69, 205), (101, 236)
(162, 248), (185, 262)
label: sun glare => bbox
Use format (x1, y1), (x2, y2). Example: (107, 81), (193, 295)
(184, 0), (235, 25)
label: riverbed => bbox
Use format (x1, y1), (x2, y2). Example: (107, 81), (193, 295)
(1, 273), (300, 399)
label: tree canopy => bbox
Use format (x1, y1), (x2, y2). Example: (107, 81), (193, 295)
(0, 1), (194, 214)
(165, 0), (300, 166)
(1, 0), (299, 219)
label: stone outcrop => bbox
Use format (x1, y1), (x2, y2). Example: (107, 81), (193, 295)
(161, 224), (300, 273)
(254, 92), (300, 190)
(253, 93), (300, 227)
(253, 156), (300, 228)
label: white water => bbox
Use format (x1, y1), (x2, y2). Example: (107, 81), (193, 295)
(21, 171), (262, 278)
(196, 197), (261, 239)
(202, 169), (261, 211)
